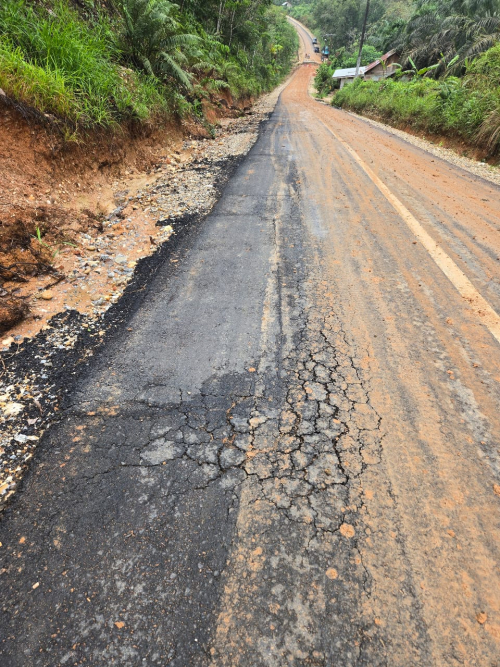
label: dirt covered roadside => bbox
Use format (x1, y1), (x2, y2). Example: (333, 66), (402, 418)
(0, 89), (256, 337)
(0, 85), (285, 509)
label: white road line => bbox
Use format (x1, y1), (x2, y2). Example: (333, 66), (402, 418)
(318, 118), (500, 345)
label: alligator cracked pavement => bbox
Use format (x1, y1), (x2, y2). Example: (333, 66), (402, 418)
(2, 56), (500, 666)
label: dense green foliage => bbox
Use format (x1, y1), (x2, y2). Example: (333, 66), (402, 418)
(0, 0), (167, 129)
(289, 0), (410, 53)
(395, 0), (500, 71)
(0, 0), (298, 132)
(334, 44), (500, 153)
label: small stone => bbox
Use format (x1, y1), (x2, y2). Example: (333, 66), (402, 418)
(476, 612), (487, 625)
(3, 402), (23, 417)
(326, 568), (338, 580)
(339, 523), (355, 538)
(2, 337), (14, 346)
(32, 582), (39, 590)
(115, 255), (127, 265)
(40, 290), (53, 300)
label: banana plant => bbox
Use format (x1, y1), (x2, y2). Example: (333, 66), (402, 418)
(396, 56), (440, 77)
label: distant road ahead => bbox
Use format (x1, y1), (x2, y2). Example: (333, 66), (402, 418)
(287, 15), (321, 63)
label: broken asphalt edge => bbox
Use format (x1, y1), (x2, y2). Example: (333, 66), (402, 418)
(0, 111), (275, 515)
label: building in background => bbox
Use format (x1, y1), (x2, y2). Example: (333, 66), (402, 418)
(363, 49), (399, 81)
(332, 66), (367, 89)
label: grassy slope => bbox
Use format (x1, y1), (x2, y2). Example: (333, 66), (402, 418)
(0, 0), (168, 132)
(0, 0), (297, 135)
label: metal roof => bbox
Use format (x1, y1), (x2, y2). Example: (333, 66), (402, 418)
(332, 67), (367, 79)
(364, 49), (398, 74)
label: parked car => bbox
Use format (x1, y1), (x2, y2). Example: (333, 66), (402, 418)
(314, 46), (320, 53)
(312, 37), (318, 44)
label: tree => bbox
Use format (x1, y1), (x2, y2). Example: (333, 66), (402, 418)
(395, 0), (500, 71)
(355, 0), (371, 76)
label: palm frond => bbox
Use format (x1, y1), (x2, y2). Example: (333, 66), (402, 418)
(158, 51), (193, 88)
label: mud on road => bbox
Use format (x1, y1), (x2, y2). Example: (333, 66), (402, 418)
(1, 59), (500, 666)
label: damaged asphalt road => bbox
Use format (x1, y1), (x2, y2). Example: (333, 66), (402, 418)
(2, 63), (500, 666)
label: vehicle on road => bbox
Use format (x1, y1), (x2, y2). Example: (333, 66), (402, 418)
(314, 46), (320, 53)
(312, 37), (318, 44)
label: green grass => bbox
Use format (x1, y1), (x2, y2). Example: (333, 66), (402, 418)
(0, 0), (297, 134)
(0, 0), (168, 130)
(333, 46), (500, 155)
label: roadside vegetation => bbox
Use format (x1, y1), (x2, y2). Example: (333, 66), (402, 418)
(334, 45), (500, 154)
(0, 0), (298, 134)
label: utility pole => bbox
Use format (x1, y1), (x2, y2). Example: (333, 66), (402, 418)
(355, 0), (370, 78)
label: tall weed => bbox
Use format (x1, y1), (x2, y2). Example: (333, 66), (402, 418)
(0, 0), (167, 129)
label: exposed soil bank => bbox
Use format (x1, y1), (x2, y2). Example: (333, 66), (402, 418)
(0, 83), (286, 509)
(0, 91), (253, 336)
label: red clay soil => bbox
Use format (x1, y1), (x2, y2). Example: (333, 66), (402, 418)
(345, 106), (498, 164)
(0, 92), (248, 334)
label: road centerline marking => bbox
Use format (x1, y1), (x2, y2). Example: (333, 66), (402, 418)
(316, 117), (500, 346)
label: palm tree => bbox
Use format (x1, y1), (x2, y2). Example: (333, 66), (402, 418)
(397, 0), (500, 71)
(114, 0), (200, 88)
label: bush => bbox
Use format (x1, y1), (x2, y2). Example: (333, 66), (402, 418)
(0, 0), (298, 133)
(314, 63), (336, 96)
(334, 46), (500, 155)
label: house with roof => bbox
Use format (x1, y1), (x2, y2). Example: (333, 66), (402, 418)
(363, 49), (399, 81)
(332, 49), (399, 89)
(331, 66), (367, 89)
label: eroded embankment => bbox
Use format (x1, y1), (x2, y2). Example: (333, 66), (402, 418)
(0, 89), (255, 336)
(0, 85), (285, 509)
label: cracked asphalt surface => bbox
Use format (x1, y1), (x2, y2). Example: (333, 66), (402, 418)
(2, 53), (500, 665)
